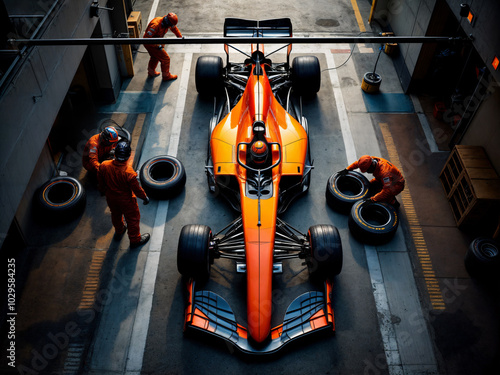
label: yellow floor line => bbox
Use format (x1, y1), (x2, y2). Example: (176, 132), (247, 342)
(379, 123), (446, 311)
(350, 0), (367, 32)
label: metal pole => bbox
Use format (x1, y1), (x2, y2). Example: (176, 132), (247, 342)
(7, 36), (465, 47)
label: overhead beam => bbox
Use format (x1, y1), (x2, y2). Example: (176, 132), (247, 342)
(8, 36), (467, 47)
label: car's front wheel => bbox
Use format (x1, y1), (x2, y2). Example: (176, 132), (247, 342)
(177, 224), (213, 281)
(307, 224), (343, 281)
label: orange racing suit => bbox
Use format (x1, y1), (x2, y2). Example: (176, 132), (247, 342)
(98, 160), (148, 244)
(82, 134), (115, 174)
(347, 156), (405, 204)
(143, 16), (182, 78)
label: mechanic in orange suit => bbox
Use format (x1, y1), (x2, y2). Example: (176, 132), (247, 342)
(341, 155), (405, 207)
(82, 126), (119, 176)
(98, 141), (151, 248)
(143, 13), (183, 81)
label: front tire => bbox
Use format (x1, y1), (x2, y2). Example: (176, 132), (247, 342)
(307, 225), (343, 280)
(348, 200), (398, 244)
(177, 224), (213, 281)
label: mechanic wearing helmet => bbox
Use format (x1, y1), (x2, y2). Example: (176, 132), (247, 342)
(82, 126), (119, 176)
(143, 13), (183, 81)
(340, 155), (405, 207)
(98, 141), (151, 248)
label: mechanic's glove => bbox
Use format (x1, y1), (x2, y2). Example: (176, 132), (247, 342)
(338, 169), (349, 176)
(143, 197), (150, 205)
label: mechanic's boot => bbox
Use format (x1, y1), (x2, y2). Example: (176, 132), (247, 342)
(148, 71), (161, 78)
(130, 233), (151, 248)
(113, 226), (127, 241)
(162, 73), (178, 81)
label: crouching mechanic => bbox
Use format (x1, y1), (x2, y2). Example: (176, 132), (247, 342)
(143, 12), (183, 81)
(98, 141), (151, 248)
(82, 126), (119, 177)
(340, 155), (405, 207)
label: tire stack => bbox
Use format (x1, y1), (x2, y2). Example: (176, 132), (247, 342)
(325, 171), (399, 244)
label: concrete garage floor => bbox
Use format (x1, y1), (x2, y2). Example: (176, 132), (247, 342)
(2, 0), (500, 374)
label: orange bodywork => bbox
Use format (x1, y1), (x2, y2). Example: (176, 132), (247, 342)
(210, 64), (308, 343)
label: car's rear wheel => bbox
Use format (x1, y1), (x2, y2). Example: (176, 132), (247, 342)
(326, 171), (370, 213)
(177, 224), (213, 281)
(307, 224), (343, 281)
(139, 155), (186, 199)
(348, 200), (398, 244)
(292, 56), (321, 96)
(195, 56), (224, 96)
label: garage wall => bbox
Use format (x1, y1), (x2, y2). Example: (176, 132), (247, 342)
(461, 88), (500, 174)
(0, 0), (122, 248)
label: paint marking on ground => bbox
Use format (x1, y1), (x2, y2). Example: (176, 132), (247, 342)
(350, 0), (367, 32)
(124, 52), (193, 373)
(379, 122), (446, 310)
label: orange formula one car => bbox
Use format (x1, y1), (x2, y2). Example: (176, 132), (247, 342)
(177, 18), (343, 355)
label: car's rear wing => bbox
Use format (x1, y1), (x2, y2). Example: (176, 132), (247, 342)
(223, 18), (293, 65)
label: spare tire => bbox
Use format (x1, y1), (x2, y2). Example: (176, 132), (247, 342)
(464, 237), (500, 279)
(348, 200), (398, 245)
(326, 171), (370, 213)
(139, 155), (186, 199)
(36, 176), (86, 220)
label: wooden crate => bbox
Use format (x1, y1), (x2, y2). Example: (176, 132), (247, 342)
(440, 145), (500, 229)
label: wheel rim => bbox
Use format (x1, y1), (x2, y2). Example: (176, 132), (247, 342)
(479, 243), (499, 258)
(150, 160), (175, 182)
(360, 204), (391, 227)
(336, 175), (364, 197)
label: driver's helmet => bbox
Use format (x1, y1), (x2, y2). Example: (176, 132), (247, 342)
(100, 126), (119, 145)
(250, 140), (268, 164)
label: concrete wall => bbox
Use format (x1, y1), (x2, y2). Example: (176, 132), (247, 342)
(461, 86), (500, 174)
(0, 0), (123, 248)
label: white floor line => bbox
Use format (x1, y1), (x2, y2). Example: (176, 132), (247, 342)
(124, 53), (193, 374)
(325, 52), (357, 165)
(146, 0), (160, 25)
(326, 50), (402, 375)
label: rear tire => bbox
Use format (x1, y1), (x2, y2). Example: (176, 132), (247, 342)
(139, 155), (186, 199)
(177, 224), (213, 281)
(326, 171), (370, 213)
(292, 56), (321, 96)
(307, 225), (343, 281)
(348, 200), (398, 244)
(195, 56), (224, 96)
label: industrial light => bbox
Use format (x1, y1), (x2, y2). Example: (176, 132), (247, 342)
(492, 56), (499, 71)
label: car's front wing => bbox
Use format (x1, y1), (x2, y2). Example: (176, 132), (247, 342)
(183, 279), (335, 355)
